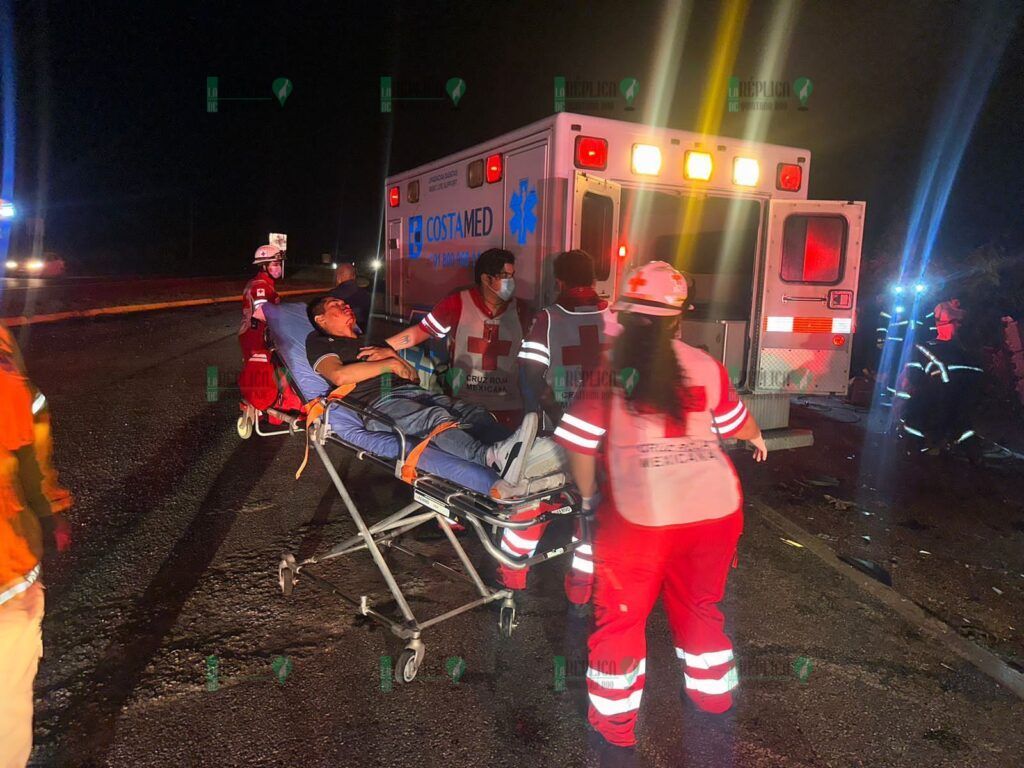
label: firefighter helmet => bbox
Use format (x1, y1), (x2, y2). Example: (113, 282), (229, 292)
(253, 244), (284, 265)
(613, 260), (688, 316)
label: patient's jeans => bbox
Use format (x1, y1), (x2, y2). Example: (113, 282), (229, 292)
(366, 385), (511, 465)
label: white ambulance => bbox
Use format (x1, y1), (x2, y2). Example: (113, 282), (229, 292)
(382, 112), (864, 447)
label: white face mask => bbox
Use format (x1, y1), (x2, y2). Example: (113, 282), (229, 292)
(496, 277), (515, 301)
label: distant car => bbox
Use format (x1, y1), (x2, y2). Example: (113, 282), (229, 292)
(4, 252), (66, 277)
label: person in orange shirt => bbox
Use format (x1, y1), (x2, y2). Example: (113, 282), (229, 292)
(0, 323), (71, 767)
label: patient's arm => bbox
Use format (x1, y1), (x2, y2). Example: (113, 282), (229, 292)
(315, 356), (416, 387)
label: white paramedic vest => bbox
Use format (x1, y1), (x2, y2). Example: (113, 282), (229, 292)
(451, 289), (523, 410)
(545, 304), (611, 404)
(606, 342), (742, 527)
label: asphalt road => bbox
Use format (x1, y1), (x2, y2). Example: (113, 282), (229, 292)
(14, 305), (1024, 768)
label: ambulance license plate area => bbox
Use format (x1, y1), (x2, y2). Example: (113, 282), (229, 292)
(414, 489), (451, 518)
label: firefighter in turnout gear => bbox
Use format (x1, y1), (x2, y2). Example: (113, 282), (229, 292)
(555, 261), (767, 750)
(898, 298), (982, 456)
(498, 250), (613, 603)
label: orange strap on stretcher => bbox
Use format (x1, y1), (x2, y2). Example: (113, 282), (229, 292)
(400, 422), (460, 484)
(295, 384), (355, 479)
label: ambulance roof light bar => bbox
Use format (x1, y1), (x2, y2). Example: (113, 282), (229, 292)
(733, 157), (759, 187)
(684, 151), (713, 181)
(776, 163), (802, 192)
(631, 144), (662, 176)
(574, 136), (608, 170)
(485, 153), (503, 183)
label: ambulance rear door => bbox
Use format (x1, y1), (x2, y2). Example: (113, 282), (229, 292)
(572, 172), (621, 301)
(751, 200), (864, 395)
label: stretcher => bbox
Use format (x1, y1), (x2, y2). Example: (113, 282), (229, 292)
(253, 302), (584, 684)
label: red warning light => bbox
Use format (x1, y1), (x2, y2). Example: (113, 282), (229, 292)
(575, 136), (608, 170)
(776, 163), (803, 192)
(388, 186), (400, 207)
(832, 335), (846, 347)
(485, 153), (503, 183)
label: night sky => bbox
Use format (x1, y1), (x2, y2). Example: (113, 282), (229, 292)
(9, 0), (1024, 278)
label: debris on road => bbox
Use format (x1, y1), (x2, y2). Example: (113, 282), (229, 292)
(919, 550), (932, 556)
(780, 538), (805, 548)
(992, 587), (1004, 595)
(804, 475), (841, 487)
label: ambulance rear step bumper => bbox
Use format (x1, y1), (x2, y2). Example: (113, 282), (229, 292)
(762, 428), (814, 451)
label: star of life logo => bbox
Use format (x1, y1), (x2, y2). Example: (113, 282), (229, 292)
(509, 178), (538, 245)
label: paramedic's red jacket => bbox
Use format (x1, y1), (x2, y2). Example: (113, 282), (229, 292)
(239, 274), (281, 359)
(554, 343), (750, 525)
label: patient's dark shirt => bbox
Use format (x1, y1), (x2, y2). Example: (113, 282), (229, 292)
(305, 331), (386, 406)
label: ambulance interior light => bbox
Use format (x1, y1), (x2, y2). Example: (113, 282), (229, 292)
(684, 151), (713, 181)
(618, 244), (627, 258)
(631, 144), (662, 176)
(733, 157), (759, 187)
(574, 136), (608, 170)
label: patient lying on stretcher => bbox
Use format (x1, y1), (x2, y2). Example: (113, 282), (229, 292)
(305, 295), (560, 490)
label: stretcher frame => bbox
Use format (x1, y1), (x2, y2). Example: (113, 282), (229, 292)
(264, 395), (584, 685)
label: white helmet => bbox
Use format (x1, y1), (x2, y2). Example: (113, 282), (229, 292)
(612, 260), (688, 316)
(253, 244), (284, 265)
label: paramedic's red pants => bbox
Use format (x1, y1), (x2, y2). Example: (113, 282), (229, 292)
(497, 509), (593, 605)
(587, 508), (742, 747)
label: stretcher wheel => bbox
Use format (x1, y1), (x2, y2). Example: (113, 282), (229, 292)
(395, 648), (420, 684)
(278, 553), (297, 597)
(237, 415), (254, 440)
(499, 604), (517, 639)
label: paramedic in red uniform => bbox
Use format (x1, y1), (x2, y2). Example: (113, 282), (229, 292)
(239, 244), (285, 360)
(499, 249), (612, 601)
(554, 261), (767, 752)
(374, 248), (532, 429)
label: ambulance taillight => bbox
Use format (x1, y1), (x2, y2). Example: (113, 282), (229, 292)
(776, 163), (802, 192)
(684, 151), (713, 181)
(388, 186), (400, 207)
(485, 153), (503, 183)
(733, 157), (759, 187)
(575, 136), (608, 170)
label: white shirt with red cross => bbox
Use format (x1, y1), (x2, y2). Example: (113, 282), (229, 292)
(419, 287), (532, 411)
(554, 341), (749, 527)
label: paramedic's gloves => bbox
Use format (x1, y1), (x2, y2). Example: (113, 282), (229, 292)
(41, 515), (72, 553)
(748, 434), (768, 463)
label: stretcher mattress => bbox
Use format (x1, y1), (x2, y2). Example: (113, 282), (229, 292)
(265, 302), (500, 495)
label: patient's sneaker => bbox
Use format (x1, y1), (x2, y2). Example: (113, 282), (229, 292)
(486, 412), (538, 485)
(521, 437), (565, 479)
